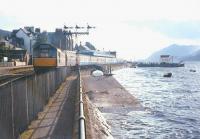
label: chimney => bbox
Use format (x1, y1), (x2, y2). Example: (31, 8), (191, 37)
(24, 26), (34, 33)
(55, 28), (63, 33)
(35, 28), (41, 33)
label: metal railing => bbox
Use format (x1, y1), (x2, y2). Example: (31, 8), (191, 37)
(78, 68), (86, 139)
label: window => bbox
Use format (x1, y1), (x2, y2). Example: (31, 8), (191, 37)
(58, 52), (60, 63)
(40, 48), (49, 57)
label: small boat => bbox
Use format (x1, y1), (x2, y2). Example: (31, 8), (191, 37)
(163, 73), (172, 77)
(189, 69), (196, 72)
(132, 66), (136, 68)
(130, 63), (137, 68)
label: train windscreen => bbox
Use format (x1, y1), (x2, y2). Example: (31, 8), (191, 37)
(33, 44), (57, 58)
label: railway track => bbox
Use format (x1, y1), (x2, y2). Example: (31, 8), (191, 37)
(0, 65), (33, 74)
(7, 65), (33, 74)
(0, 72), (35, 86)
(0, 65), (34, 85)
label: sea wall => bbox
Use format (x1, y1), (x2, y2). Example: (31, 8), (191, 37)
(81, 66), (142, 138)
(83, 93), (113, 139)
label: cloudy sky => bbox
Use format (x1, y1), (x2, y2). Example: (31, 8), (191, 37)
(1, 0), (200, 60)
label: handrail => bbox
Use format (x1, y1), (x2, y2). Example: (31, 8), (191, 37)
(78, 67), (86, 139)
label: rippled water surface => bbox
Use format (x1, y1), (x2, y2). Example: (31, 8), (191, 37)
(113, 62), (200, 139)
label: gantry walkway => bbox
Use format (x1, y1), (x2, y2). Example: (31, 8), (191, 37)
(20, 74), (77, 139)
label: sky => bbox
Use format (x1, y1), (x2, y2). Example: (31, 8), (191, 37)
(1, 0), (200, 60)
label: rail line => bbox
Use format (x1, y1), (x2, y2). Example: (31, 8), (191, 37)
(0, 71), (35, 85)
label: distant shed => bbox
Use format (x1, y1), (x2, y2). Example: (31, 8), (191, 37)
(160, 55), (173, 63)
(0, 49), (27, 62)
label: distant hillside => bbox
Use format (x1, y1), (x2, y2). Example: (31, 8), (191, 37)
(0, 29), (11, 37)
(182, 50), (200, 61)
(147, 44), (199, 62)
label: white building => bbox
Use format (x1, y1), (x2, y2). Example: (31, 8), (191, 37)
(15, 28), (36, 54)
(160, 55), (173, 63)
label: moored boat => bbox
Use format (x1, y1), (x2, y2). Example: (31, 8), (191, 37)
(137, 55), (184, 67)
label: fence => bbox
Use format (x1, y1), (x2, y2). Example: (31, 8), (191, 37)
(0, 67), (71, 139)
(78, 68), (86, 139)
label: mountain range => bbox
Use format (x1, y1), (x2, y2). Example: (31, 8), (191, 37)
(147, 44), (200, 62)
(182, 49), (200, 61)
(0, 29), (11, 37)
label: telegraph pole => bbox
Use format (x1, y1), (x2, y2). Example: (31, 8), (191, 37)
(63, 24), (95, 50)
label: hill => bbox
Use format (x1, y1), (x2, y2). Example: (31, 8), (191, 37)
(182, 50), (200, 61)
(147, 44), (199, 62)
(0, 29), (11, 37)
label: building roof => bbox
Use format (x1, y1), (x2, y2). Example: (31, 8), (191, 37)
(19, 28), (32, 36)
(13, 28), (35, 38)
(78, 49), (116, 58)
(34, 43), (62, 51)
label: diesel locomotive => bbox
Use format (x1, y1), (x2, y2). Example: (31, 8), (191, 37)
(33, 43), (122, 68)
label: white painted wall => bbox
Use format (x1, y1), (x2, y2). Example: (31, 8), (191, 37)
(16, 29), (36, 54)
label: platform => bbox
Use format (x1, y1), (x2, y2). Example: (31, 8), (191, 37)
(20, 74), (77, 139)
(0, 65), (34, 74)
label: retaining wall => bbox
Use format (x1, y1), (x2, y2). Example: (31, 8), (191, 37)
(0, 67), (71, 139)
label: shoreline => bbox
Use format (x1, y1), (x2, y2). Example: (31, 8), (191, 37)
(82, 73), (143, 138)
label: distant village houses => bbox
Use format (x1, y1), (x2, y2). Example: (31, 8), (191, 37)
(0, 25), (101, 66)
(0, 26), (78, 66)
(9, 27), (82, 54)
(10, 26), (38, 55)
(47, 28), (74, 51)
(0, 37), (28, 66)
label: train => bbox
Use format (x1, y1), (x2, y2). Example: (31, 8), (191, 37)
(33, 43), (123, 68)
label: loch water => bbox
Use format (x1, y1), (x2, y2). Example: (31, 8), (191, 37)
(112, 62), (200, 139)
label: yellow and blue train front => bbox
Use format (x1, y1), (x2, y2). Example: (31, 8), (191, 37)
(33, 44), (58, 67)
(33, 58), (57, 67)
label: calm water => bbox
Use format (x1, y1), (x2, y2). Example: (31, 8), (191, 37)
(112, 62), (200, 139)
